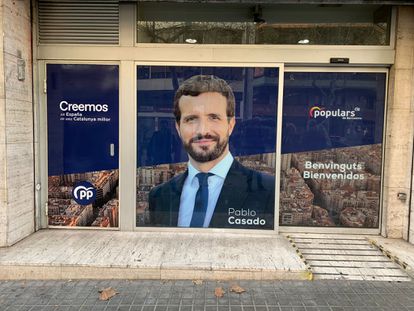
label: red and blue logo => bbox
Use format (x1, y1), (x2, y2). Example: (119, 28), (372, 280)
(309, 106), (360, 120)
(309, 106), (324, 118)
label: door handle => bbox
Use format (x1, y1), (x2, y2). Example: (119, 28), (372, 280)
(110, 143), (115, 157)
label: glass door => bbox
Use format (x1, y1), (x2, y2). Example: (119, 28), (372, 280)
(280, 68), (387, 230)
(46, 64), (120, 228)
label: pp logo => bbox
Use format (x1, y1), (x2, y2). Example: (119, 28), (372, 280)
(72, 181), (96, 205)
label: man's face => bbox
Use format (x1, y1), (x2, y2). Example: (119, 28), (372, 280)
(176, 92), (235, 165)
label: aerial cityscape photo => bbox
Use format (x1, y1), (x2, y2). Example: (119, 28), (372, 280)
(48, 170), (119, 227)
(136, 153), (276, 226)
(46, 144), (381, 229)
(280, 144), (382, 228)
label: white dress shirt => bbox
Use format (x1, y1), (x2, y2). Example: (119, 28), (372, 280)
(177, 152), (234, 228)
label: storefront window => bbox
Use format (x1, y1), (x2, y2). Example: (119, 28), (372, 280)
(47, 64), (119, 227)
(136, 65), (278, 230)
(280, 71), (386, 228)
(137, 4), (391, 46)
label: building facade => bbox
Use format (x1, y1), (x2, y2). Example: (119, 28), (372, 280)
(0, 0), (414, 246)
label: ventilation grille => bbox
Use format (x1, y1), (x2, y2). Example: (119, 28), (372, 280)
(38, 1), (119, 45)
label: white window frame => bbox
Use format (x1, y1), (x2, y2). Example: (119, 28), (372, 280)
(279, 66), (388, 235)
(133, 61), (284, 234)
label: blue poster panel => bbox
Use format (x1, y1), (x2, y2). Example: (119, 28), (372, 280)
(136, 66), (278, 229)
(280, 71), (386, 228)
(47, 64), (119, 227)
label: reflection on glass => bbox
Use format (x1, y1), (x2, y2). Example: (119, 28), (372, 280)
(137, 3), (391, 46)
(280, 72), (386, 228)
(138, 21), (390, 45)
(256, 23), (389, 45)
(137, 22), (247, 44)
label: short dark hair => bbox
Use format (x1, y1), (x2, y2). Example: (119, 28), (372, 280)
(173, 75), (235, 123)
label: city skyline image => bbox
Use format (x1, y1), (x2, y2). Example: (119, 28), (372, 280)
(136, 153), (276, 227)
(280, 144), (381, 228)
(48, 170), (119, 227)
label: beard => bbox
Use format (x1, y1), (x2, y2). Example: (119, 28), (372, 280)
(183, 133), (229, 163)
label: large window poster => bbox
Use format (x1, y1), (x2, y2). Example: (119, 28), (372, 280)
(47, 64), (119, 227)
(280, 71), (386, 228)
(136, 66), (278, 229)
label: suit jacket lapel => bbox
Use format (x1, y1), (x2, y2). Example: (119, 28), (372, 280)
(210, 161), (248, 227)
(167, 171), (187, 226)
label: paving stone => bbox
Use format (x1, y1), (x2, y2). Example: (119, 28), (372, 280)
(0, 280), (414, 311)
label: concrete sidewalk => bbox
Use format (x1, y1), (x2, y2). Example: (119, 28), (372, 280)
(1, 279), (414, 311)
(0, 230), (308, 280)
(0, 229), (413, 281)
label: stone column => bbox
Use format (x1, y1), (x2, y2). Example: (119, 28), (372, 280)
(383, 6), (414, 239)
(0, 0), (34, 247)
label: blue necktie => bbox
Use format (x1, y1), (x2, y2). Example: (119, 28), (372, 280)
(190, 173), (213, 227)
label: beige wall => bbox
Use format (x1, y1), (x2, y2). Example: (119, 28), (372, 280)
(384, 6), (414, 239)
(0, 0), (34, 247)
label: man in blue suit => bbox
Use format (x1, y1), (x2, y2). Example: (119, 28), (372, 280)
(148, 75), (275, 229)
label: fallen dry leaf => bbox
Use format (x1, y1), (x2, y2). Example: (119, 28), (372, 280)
(215, 287), (225, 298)
(99, 287), (118, 301)
(192, 280), (203, 285)
(230, 284), (246, 294)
